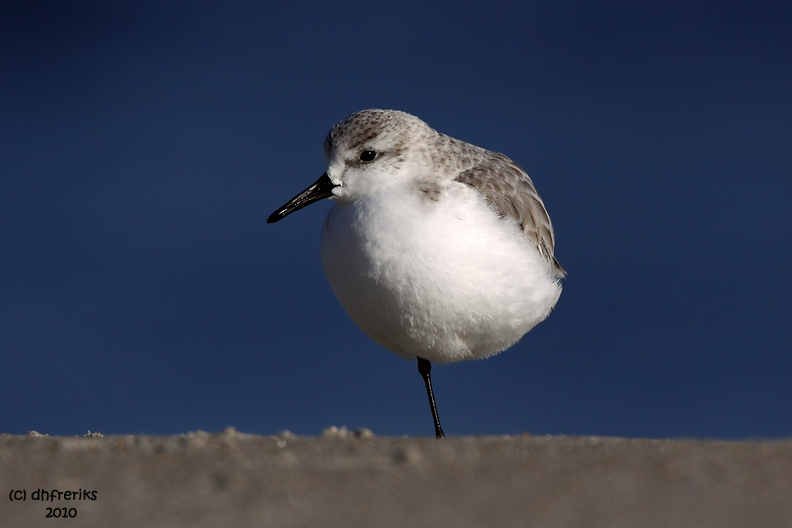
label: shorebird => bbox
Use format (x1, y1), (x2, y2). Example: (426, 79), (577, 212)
(268, 109), (564, 437)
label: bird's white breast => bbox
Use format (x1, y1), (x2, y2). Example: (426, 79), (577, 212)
(320, 181), (562, 364)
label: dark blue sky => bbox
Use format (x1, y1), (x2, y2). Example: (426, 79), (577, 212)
(2, 1), (790, 438)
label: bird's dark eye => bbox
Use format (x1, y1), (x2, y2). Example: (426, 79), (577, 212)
(359, 150), (377, 162)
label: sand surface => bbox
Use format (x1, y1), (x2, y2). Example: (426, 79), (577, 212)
(2, 428), (791, 527)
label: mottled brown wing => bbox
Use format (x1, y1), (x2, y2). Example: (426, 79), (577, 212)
(454, 153), (565, 275)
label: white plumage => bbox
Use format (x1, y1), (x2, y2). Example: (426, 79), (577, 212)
(321, 175), (561, 364)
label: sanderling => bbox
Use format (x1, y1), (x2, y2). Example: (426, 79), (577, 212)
(268, 109), (564, 438)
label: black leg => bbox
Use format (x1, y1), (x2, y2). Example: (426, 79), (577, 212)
(417, 357), (445, 439)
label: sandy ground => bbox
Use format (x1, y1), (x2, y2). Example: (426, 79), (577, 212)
(2, 428), (791, 528)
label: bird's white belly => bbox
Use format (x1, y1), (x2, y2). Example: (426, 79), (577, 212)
(320, 183), (562, 364)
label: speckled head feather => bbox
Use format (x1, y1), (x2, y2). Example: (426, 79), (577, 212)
(323, 109), (429, 159)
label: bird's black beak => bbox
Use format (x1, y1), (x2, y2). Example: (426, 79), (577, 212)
(267, 173), (338, 223)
